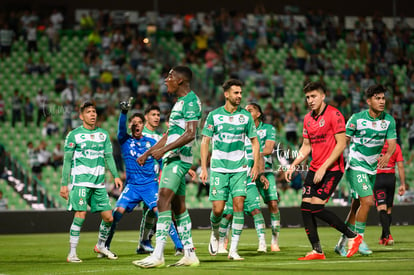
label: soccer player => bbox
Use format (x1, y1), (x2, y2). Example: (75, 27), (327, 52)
(375, 141), (406, 245)
(104, 101), (182, 255)
(285, 81), (362, 260)
(217, 131), (269, 254)
(200, 79), (260, 261)
(246, 102), (281, 251)
(133, 66), (201, 268)
(335, 84), (397, 256)
(60, 101), (123, 263)
(137, 105), (184, 255)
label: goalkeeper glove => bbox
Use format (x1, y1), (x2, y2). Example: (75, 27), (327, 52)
(120, 97), (134, 114)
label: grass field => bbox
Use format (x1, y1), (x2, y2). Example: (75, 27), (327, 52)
(1, 225), (414, 275)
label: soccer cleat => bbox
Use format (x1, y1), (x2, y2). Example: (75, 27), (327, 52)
(208, 231), (219, 256)
(358, 240), (373, 255)
(67, 254), (82, 263)
(271, 243), (280, 252)
(132, 255), (165, 268)
(334, 244), (347, 257)
(379, 238), (385, 245)
(217, 242), (229, 254)
(298, 250), (326, 260)
(384, 235), (394, 246)
(347, 234), (363, 258)
(168, 255), (200, 267)
(257, 241), (267, 253)
(228, 251), (244, 260)
(175, 248), (184, 256)
(94, 244), (118, 260)
(136, 240), (154, 254)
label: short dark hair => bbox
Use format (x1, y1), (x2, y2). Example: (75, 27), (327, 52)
(172, 65), (192, 83)
(80, 101), (96, 113)
(222, 79), (243, 92)
(248, 102), (264, 121)
(128, 112), (145, 123)
(303, 81), (326, 94)
(365, 84), (387, 99)
(144, 105), (161, 115)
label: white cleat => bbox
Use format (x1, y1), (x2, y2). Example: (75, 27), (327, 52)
(132, 255), (165, 268)
(208, 231), (219, 256)
(168, 255), (200, 267)
(217, 242), (228, 254)
(67, 254), (82, 263)
(257, 241), (267, 253)
(94, 245), (118, 260)
(228, 251), (244, 260)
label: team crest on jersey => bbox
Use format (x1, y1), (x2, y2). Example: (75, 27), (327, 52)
(239, 115), (245, 123)
(319, 118), (325, 127)
(212, 187), (217, 196)
(381, 120), (387, 129)
(146, 142), (151, 149)
(99, 133), (105, 140)
(362, 183), (369, 191)
(79, 198), (84, 206)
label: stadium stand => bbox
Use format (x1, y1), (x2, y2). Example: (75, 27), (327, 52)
(0, 7), (413, 210)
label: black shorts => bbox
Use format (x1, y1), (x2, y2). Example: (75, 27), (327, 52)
(302, 170), (343, 201)
(374, 173), (396, 208)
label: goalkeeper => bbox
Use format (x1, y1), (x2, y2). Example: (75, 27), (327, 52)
(104, 98), (183, 254)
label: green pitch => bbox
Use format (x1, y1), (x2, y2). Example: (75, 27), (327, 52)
(1, 226), (413, 275)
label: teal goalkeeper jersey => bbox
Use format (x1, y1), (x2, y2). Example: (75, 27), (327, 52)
(256, 122), (276, 172)
(346, 110), (397, 174)
(64, 126), (113, 188)
(164, 91), (201, 164)
(202, 106), (257, 173)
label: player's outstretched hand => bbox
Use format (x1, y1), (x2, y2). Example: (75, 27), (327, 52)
(260, 174), (269, 190)
(120, 97), (134, 114)
(114, 177), (123, 191)
(187, 169), (197, 181)
(60, 186), (69, 200)
(199, 168), (208, 185)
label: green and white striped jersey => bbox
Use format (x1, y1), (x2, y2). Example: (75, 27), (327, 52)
(164, 91), (201, 164)
(245, 134), (262, 168)
(346, 110), (397, 174)
(142, 126), (162, 142)
(64, 126), (113, 188)
(257, 122), (276, 172)
(202, 106), (257, 173)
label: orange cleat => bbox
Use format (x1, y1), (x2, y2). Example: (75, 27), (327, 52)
(347, 234), (363, 258)
(298, 250), (326, 260)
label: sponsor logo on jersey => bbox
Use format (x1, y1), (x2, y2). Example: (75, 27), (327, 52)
(81, 143), (86, 149)
(207, 124), (213, 130)
(349, 123), (355, 129)
(90, 134), (95, 140)
(80, 134), (85, 139)
(303, 129), (308, 135)
(68, 142), (75, 148)
(361, 130), (366, 135)
(146, 142), (151, 149)
(229, 116), (233, 122)
(372, 122), (376, 128)
(307, 120), (311, 127)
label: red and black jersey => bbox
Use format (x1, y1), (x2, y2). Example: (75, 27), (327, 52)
(377, 141), (403, 174)
(303, 105), (345, 172)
